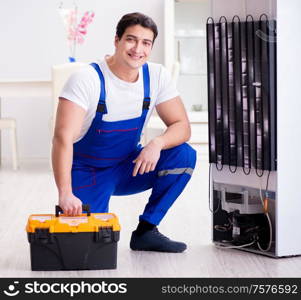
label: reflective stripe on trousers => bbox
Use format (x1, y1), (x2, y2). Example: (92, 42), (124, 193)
(158, 168), (194, 177)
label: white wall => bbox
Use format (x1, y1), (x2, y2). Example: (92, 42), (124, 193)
(211, 0), (276, 20)
(0, 0), (165, 159)
(175, 0), (210, 112)
(0, 0), (164, 81)
(1, 83), (52, 160)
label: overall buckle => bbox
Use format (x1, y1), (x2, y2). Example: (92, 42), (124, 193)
(143, 97), (151, 110)
(97, 103), (107, 113)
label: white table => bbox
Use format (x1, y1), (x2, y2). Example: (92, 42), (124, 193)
(0, 80), (51, 164)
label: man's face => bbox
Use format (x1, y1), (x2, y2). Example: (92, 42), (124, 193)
(114, 24), (154, 70)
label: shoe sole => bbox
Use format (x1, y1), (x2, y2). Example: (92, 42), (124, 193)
(130, 247), (186, 253)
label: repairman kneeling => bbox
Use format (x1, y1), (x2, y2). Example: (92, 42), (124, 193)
(52, 12), (197, 253)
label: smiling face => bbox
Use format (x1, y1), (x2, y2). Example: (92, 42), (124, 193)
(114, 24), (154, 70)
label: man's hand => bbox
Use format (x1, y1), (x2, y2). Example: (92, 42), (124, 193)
(59, 192), (83, 216)
(132, 137), (164, 176)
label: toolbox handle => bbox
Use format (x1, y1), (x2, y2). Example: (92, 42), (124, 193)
(55, 205), (91, 217)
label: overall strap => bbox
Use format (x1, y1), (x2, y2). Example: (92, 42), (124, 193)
(90, 62), (108, 114)
(142, 63), (151, 114)
(135, 63), (151, 144)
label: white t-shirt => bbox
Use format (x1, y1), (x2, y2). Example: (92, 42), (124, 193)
(60, 59), (179, 142)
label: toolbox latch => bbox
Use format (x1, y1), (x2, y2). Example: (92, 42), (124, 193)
(96, 227), (113, 243)
(32, 228), (53, 244)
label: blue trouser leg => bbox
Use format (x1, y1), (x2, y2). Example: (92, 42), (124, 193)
(71, 162), (117, 212)
(72, 143), (196, 223)
(114, 143), (197, 225)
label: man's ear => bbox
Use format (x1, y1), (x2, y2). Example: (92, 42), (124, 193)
(114, 35), (119, 48)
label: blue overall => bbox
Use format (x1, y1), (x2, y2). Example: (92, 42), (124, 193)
(71, 62), (197, 225)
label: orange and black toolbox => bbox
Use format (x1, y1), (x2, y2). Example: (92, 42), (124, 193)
(26, 205), (120, 271)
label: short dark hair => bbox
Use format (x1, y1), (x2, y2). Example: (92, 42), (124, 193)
(116, 12), (158, 42)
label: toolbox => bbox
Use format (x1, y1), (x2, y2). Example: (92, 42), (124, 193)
(26, 205), (120, 271)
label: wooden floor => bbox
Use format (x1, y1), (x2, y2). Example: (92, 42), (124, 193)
(1, 147), (301, 278)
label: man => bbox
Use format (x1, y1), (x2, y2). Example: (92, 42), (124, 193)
(52, 12), (196, 253)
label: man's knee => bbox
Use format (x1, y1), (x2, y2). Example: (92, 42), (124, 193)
(179, 143), (197, 168)
(160, 143), (197, 169)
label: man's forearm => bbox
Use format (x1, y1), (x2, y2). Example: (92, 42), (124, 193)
(152, 120), (191, 150)
(52, 136), (74, 195)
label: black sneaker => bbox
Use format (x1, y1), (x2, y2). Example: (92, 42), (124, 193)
(130, 227), (187, 253)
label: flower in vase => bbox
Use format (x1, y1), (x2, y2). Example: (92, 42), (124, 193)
(59, 5), (95, 62)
